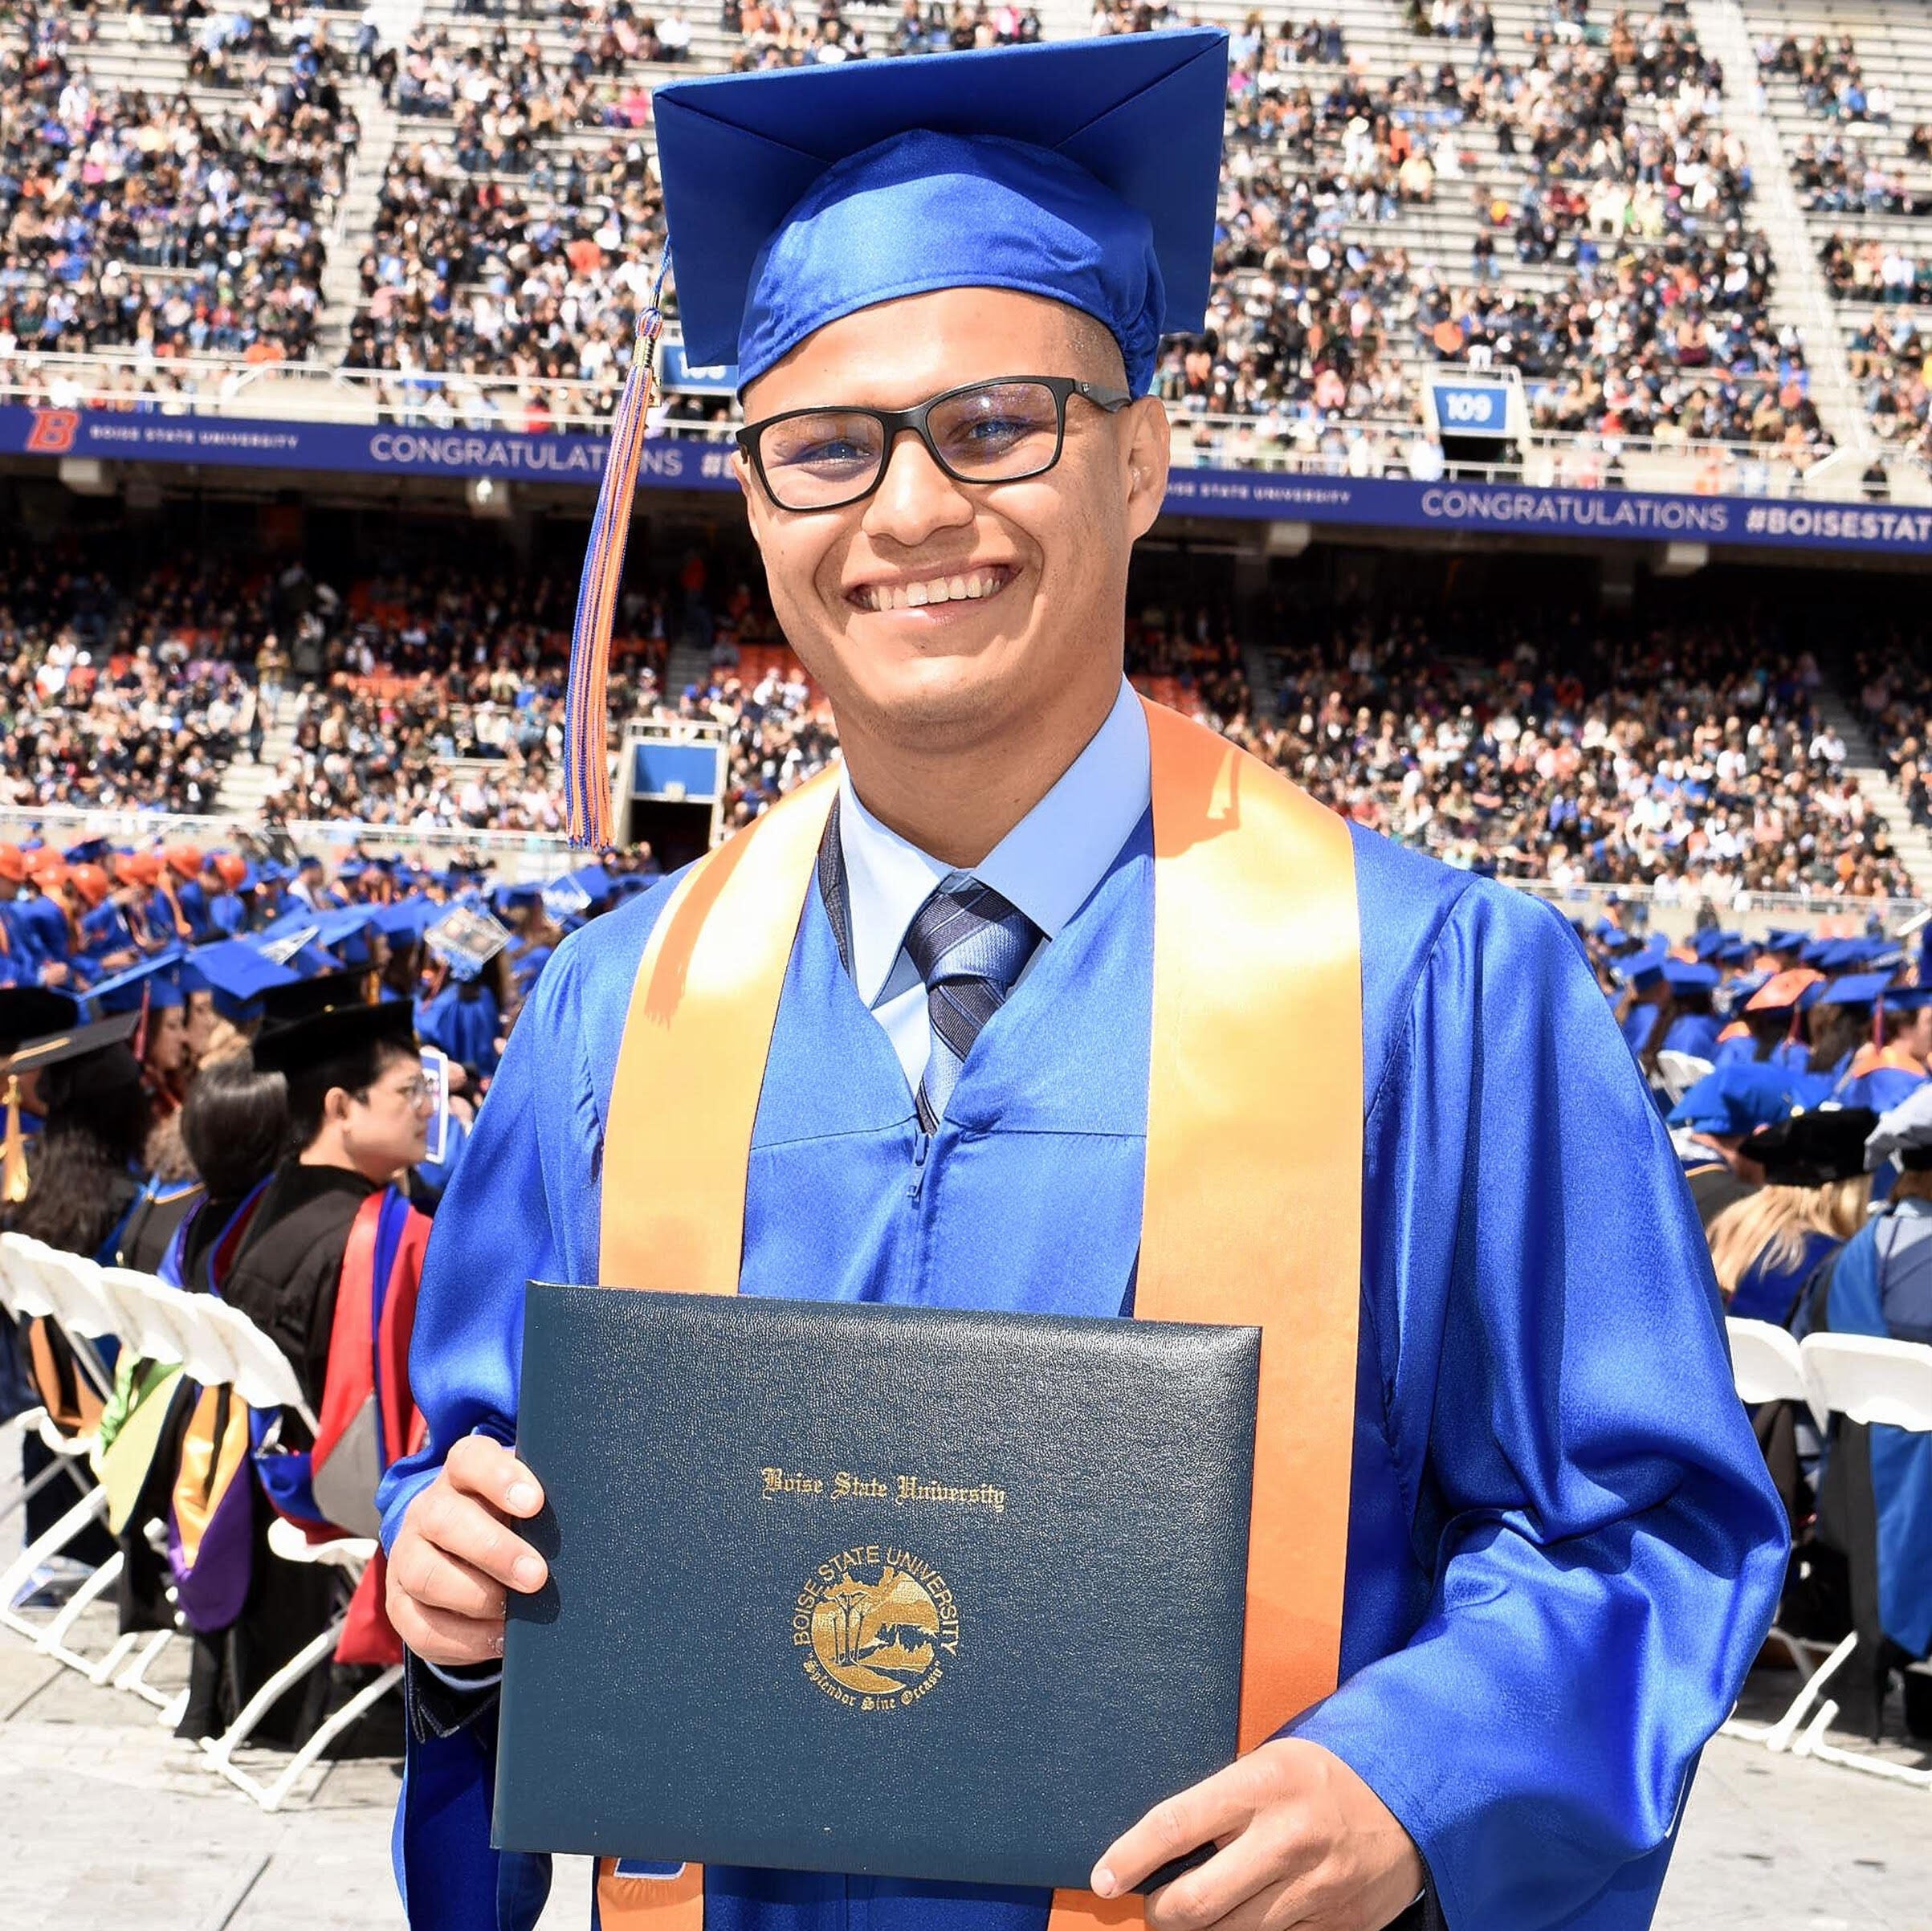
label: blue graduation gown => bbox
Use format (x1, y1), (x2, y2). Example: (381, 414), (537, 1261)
(379, 821), (1787, 1931)
(1730, 1228), (1841, 1326)
(414, 983), (503, 1078)
(1660, 1012), (1720, 1061)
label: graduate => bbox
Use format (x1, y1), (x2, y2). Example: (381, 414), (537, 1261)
(1831, 984), (1932, 1114)
(377, 33), (1787, 1931)
(1788, 1090), (1932, 1740)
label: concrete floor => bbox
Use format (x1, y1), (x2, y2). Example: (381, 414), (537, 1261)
(0, 1608), (1926, 1931)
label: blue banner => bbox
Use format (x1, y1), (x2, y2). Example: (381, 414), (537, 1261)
(7, 405), (1932, 558)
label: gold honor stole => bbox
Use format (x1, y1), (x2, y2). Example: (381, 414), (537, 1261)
(593, 699), (1362, 1931)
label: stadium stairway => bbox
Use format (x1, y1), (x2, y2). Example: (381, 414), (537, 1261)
(210, 719), (297, 821)
(316, 81), (410, 366)
(1689, 0), (1876, 468)
(1813, 688), (1932, 891)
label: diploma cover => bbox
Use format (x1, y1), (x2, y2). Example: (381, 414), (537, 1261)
(496, 1285), (1259, 1888)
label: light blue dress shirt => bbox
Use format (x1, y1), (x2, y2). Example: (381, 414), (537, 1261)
(837, 675), (1152, 1090)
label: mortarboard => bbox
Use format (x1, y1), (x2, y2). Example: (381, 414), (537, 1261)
(1661, 959), (1720, 994)
(1746, 968), (1822, 1013)
(0, 986), (79, 1054)
(1867, 1084), (1932, 1171)
(1690, 930), (1732, 961)
(252, 992), (418, 1083)
(62, 837), (110, 866)
(655, 31), (1229, 389)
(1881, 985), (1932, 1011)
(85, 951), (188, 1017)
(1619, 943), (1668, 994)
(372, 898), (438, 939)
(426, 906), (511, 983)
(3, 1010), (144, 1105)
(1667, 1061), (1806, 1138)
(183, 939), (299, 1025)
(1763, 927), (1808, 951)
(1742, 1106), (1879, 1187)
(1818, 972), (1893, 1008)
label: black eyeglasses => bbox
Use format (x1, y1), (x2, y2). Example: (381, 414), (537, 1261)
(735, 375), (1134, 513)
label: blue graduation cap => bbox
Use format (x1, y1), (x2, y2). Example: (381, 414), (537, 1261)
(1714, 938), (1756, 967)
(62, 837), (110, 866)
(312, 906), (384, 968)
(1885, 984), (1932, 1011)
(1819, 972), (1894, 1008)
(654, 30), (1229, 391)
(1661, 959), (1720, 994)
(1690, 930), (1734, 962)
(182, 939), (298, 1025)
(1667, 1062), (1806, 1138)
(372, 898), (438, 940)
(492, 882), (543, 916)
(85, 951), (188, 1017)
(1763, 927), (1808, 951)
(1619, 943), (1669, 995)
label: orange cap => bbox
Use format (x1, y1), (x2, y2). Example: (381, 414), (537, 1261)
(212, 852), (248, 889)
(1747, 968), (1826, 1013)
(25, 850), (67, 886)
(0, 844), (21, 883)
(67, 862), (111, 906)
(118, 851), (163, 886)
(164, 842), (203, 880)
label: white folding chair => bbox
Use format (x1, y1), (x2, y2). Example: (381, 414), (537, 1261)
(0, 1236), (89, 1534)
(1719, 1317), (1857, 1750)
(1782, 1334), (1932, 1788)
(193, 1298), (400, 1811)
(0, 1239), (126, 1661)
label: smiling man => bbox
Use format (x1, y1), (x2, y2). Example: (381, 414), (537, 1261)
(377, 31), (1786, 1931)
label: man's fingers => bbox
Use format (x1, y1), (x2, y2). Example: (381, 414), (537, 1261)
(387, 1587), (507, 1668)
(409, 1481), (547, 1593)
(1143, 1810), (1310, 1931)
(1091, 1763), (1260, 1899)
(445, 1434), (544, 1518)
(392, 1533), (509, 1622)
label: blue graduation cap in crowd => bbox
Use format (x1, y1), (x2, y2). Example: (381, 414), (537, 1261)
(183, 940), (299, 1025)
(1690, 930), (1734, 962)
(1667, 1061), (1806, 1138)
(1661, 959), (1721, 994)
(62, 837), (110, 866)
(1884, 984), (1932, 1012)
(372, 898), (438, 940)
(85, 950), (188, 1017)
(1619, 943), (1669, 994)
(1763, 927), (1808, 952)
(1819, 972), (1894, 1008)
(654, 29), (1229, 390)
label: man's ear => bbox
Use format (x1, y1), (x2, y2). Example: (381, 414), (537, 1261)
(733, 450), (765, 554)
(1122, 396), (1170, 542)
(324, 1084), (356, 1129)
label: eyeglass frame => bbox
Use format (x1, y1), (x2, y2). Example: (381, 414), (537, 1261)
(734, 374), (1136, 513)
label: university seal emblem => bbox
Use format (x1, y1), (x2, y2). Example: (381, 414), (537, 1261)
(793, 1546), (960, 1711)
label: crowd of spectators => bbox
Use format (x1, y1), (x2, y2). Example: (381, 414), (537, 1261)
(1234, 617), (1908, 896)
(1820, 233), (1932, 307)
(3, 536), (1920, 902)
(341, 135), (659, 401)
(1790, 135), (1932, 218)
(1853, 647), (1932, 839)
(0, 3), (353, 363)
(0, 554), (251, 815)
(1846, 306), (1932, 456)
(1757, 29), (1897, 127)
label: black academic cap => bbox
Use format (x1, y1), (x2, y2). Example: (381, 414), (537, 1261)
(0, 987), (80, 1056)
(3, 1011), (143, 1103)
(251, 996), (418, 1083)
(1742, 1107), (1880, 1188)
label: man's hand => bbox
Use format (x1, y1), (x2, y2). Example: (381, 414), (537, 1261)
(1090, 1737), (1423, 1931)
(385, 1436), (548, 1666)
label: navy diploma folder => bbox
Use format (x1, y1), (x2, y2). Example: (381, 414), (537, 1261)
(495, 1287), (1260, 1890)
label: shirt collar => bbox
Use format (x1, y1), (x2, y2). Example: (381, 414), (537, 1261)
(837, 677), (1151, 1008)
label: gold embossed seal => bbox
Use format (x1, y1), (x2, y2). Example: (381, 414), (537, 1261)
(793, 1547), (960, 1711)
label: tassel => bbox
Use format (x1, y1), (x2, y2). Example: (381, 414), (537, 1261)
(3, 1076), (28, 1205)
(565, 254), (672, 849)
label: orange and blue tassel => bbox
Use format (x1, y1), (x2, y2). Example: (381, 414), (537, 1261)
(565, 253), (671, 848)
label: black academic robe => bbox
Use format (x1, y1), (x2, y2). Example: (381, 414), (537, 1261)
(168, 1161), (381, 1744)
(222, 1159), (381, 1408)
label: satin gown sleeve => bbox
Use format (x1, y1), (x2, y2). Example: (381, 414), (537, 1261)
(377, 898), (648, 1547)
(1293, 871), (1790, 1930)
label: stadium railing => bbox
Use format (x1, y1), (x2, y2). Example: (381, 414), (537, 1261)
(6, 353), (1922, 504)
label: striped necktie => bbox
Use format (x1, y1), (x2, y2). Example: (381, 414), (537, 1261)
(901, 874), (1041, 1133)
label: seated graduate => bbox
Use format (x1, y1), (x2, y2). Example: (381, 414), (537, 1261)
(1832, 984), (1932, 1113)
(377, 32), (1787, 1931)
(1787, 1090), (1932, 1741)
(1665, 1060), (1808, 1228)
(225, 976), (433, 1409)
(1713, 968), (1824, 1069)
(1706, 1106), (1874, 1324)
